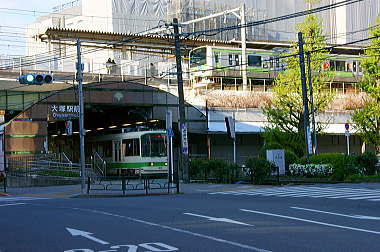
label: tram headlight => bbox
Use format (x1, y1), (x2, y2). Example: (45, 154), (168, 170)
(165, 162), (168, 166)
(150, 162), (154, 166)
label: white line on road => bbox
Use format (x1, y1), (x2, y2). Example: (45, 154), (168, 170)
(0, 203), (26, 207)
(71, 208), (270, 252)
(291, 207), (380, 220)
(184, 212), (254, 226)
(241, 209), (380, 235)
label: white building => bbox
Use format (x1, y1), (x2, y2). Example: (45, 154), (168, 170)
(25, 0), (380, 75)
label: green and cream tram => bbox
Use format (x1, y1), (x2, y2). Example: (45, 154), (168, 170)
(88, 130), (168, 176)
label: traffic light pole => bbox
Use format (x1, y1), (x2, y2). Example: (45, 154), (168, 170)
(76, 39), (86, 194)
(172, 18), (189, 183)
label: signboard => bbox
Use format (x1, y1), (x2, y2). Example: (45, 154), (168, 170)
(266, 149), (285, 175)
(307, 126), (312, 154)
(180, 123), (188, 154)
(49, 104), (80, 120)
(345, 123), (349, 131)
(65, 120), (73, 136)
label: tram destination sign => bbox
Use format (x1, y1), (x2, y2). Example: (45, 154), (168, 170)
(49, 104), (80, 120)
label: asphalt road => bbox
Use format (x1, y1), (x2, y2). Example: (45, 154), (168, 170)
(1, 183), (380, 252)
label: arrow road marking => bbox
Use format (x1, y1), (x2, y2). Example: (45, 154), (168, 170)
(184, 213), (254, 226)
(291, 207), (380, 220)
(66, 228), (109, 245)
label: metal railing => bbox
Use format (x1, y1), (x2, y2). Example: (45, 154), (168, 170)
(6, 153), (92, 177)
(90, 152), (107, 178)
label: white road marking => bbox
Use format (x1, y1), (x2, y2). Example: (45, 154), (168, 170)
(211, 186), (380, 201)
(71, 208), (270, 252)
(0, 203), (26, 207)
(184, 212), (254, 226)
(241, 209), (380, 235)
(291, 207), (380, 220)
(0, 197), (49, 202)
(66, 228), (110, 245)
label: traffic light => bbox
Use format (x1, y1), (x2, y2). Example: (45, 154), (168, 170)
(18, 73), (53, 85)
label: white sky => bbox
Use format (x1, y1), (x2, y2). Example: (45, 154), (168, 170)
(0, 0), (64, 56)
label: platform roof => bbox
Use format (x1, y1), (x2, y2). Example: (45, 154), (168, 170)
(41, 27), (365, 55)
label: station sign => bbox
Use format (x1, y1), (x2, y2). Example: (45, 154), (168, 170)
(49, 104), (80, 120)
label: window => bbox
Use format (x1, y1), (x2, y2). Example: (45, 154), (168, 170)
(190, 48), (206, 68)
(214, 53), (219, 64)
(235, 55), (240, 66)
(123, 138), (140, 156)
(330, 60), (346, 71)
(228, 54), (233, 65)
(248, 55), (262, 67)
(141, 133), (166, 157)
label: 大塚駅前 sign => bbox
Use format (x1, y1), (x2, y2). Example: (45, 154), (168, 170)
(49, 104), (79, 120)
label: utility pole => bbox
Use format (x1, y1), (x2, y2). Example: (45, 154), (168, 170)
(298, 32), (312, 157)
(307, 52), (317, 154)
(240, 3), (248, 91)
(76, 39), (86, 194)
(172, 18), (189, 183)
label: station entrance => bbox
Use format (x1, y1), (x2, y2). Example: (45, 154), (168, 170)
(3, 80), (207, 186)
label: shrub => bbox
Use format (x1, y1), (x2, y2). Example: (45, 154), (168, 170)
(289, 164), (333, 177)
(353, 152), (378, 175)
(245, 157), (276, 184)
(297, 153), (361, 181)
(189, 159), (240, 183)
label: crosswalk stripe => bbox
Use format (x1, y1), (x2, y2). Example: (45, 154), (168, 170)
(210, 186), (380, 202)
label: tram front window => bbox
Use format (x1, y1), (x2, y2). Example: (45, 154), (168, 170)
(141, 133), (166, 157)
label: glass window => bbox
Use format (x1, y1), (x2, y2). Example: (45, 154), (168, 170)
(235, 55), (240, 66)
(190, 48), (207, 68)
(214, 53), (219, 64)
(123, 138), (140, 156)
(248, 55), (262, 67)
(330, 60), (346, 71)
(228, 54), (233, 65)
(141, 133), (167, 157)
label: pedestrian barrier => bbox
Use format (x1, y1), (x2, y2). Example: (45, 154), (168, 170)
(87, 174), (178, 196)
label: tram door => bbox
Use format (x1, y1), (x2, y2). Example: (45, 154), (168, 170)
(112, 140), (121, 163)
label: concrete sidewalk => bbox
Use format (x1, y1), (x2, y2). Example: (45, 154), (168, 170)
(1, 183), (270, 198)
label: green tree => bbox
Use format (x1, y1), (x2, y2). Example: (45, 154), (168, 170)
(263, 14), (332, 157)
(353, 16), (380, 154)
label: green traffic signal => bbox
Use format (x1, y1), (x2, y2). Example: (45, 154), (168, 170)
(18, 73), (54, 85)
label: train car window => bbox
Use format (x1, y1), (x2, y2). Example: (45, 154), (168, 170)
(141, 133), (166, 157)
(190, 48), (206, 68)
(347, 62), (353, 72)
(235, 55), (240, 66)
(228, 54), (233, 65)
(269, 57), (274, 68)
(330, 60), (346, 71)
(214, 53), (219, 64)
(248, 55), (262, 67)
(123, 138), (140, 156)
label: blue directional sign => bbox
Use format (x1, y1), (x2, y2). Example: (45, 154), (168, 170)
(167, 127), (174, 138)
